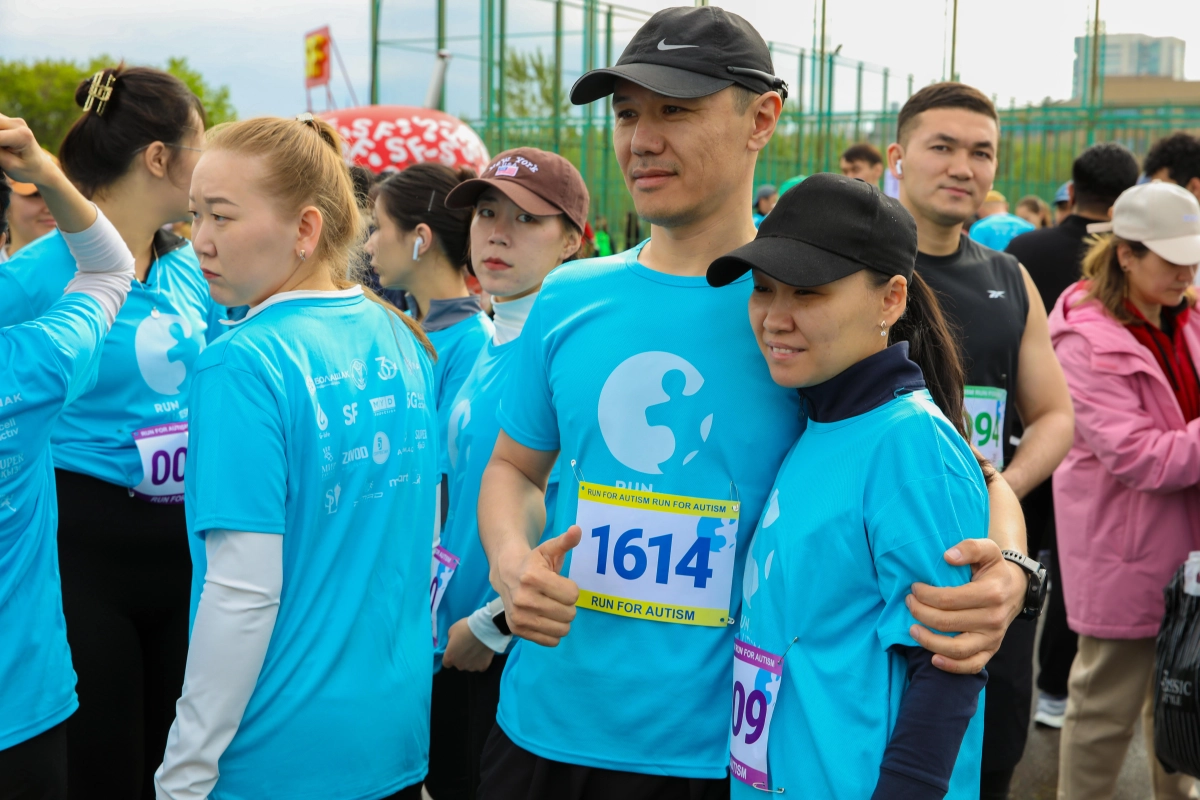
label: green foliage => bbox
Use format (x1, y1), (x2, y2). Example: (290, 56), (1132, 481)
(502, 49), (570, 120)
(0, 55), (236, 153)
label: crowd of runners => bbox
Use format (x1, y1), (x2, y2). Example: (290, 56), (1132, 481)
(4, 5), (1200, 800)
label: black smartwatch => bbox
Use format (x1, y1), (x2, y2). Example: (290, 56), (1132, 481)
(1001, 549), (1048, 621)
(491, 609), (512, 637)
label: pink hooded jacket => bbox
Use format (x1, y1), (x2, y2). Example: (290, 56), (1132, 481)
(1049, 281), (1200, 639)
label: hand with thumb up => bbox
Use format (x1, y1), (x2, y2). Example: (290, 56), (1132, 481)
(490, 526), (582, 647)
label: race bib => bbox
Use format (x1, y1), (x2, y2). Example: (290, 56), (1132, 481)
(430, 545), (460, 647)
(730, 638), (783, 791)
(963, 386), (1007, 468)
(131, 422), (188, 504)
(568, 481), (739, 627)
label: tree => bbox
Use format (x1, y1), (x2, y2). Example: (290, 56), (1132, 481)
(0, 56), (236, 153)
(503, 49), (570, 120)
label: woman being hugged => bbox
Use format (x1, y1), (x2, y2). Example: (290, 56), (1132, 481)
(1050, 181), (1200, 800)
(0, 65), (223, 798)
(154, 115), (439, 800)
(708, 174), (990, 798)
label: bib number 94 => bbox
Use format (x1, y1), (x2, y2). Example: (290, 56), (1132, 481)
(963, 386), (1007, 469)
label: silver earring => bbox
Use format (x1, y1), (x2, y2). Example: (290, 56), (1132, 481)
(299, 249), (306, 262)
(880, 321), (887, 337)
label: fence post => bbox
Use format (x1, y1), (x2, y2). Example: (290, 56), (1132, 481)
(795, 50), (805, 176)
(370, 0), (382, 105)
(498, 0), (507, 149)
(553, 0), (563, 153)
(603, 4), (613, 224)
(881, 68), (890, 154)
(854, 60), (863, 143)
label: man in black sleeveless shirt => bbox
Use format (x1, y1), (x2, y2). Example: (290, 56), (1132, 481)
(887, 82), (1076, 800)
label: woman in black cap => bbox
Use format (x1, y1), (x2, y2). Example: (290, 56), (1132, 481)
(708, 173), (991, 799)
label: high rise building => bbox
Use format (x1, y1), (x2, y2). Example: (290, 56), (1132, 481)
(1073, 32), (1186, 98)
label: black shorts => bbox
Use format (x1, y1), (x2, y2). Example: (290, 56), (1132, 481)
(477, 725), (730, 800)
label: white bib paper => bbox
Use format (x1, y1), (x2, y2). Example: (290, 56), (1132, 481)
(963, 386), (1007, 468)
(730, 637), (783, 791)
(131, 422), (188, 503)
(430, 545), (460, 647)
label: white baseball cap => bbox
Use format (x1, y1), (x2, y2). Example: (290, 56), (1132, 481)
(1088, 180), (1200, 266)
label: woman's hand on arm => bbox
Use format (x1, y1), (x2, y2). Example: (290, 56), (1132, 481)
(905, 473), (1028, 674)
(154, 530), (282, 800)
(0, 114), (96, 233)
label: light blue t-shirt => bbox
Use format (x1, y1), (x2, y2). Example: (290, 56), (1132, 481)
(428, 312), (494, 476)
(434, 335), (559, 667)
(184, 288), (438, 800)
(0, 231), (223, 491)
(734, 390), (987, 798)
(969, 212), (1035, 252)
(494, 243), (803, 777)
(0, 293), (108, 750)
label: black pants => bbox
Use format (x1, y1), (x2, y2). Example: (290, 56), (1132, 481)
(979, 616), (1037, 798)
(477, 726), (729, 800)
(1036, 525), (1078, 698)
(54, 470), (191, 800)
(427, 655), (508, 800)
(381, 785), (423, 800)
(0, 722), (67, 800)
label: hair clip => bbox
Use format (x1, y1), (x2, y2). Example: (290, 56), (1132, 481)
(83, 71), (116, 116)
(296, 112), (316, 126)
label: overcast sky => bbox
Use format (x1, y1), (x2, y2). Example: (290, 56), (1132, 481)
(3, 0), (1197, 122)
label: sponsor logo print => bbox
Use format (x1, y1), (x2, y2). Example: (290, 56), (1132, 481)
(325, 484), (341, 514)
(376, 357), (399, 380)
(352, 359), (368, 390)
(372, 431), (391, 464)
(657, 38), (698, 50)
(343, 403), (359, 425)
(342, 445), (370, 464)
(309, 370), (352, 390)
(316, 403), (329, 432)
(0, 394), (22, 408)
(0, 495), (12, 512)
(154, 401), (180, 414)
(407, 392), (426, 410)
(370, 395), (396, 415)
(988, 290), (1006, 299)
(0, 417), (18, 442)
(389, 473), (410, 486)
(0, 452), (26, 479)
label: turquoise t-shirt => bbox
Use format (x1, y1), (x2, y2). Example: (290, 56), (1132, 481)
(0, 293), (108, 750)
(428, 312), (493, 476)
(434, 335), (559, 667)
(494, 243), (803, 777)
(184, 288), (438, 800)
(0, 232), (223, 494)
(734, 390), (987, 798)
(968, 213), (1035, 252)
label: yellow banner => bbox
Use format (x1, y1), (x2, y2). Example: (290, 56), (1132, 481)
(578, 589), (730, 627)
(577, 481), (739, 519)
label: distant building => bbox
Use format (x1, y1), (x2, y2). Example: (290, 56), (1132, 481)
(1073, 33), (1186, 98)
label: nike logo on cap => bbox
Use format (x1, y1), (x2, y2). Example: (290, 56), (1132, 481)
(657, 39), (698, 50)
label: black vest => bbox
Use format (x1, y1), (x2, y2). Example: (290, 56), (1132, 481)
(916, 235), (1028, 467)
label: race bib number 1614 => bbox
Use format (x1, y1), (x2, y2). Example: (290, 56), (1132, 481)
(568, 481), (739, 627)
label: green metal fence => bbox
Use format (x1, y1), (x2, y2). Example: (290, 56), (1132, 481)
(375, 0), (1200, 252)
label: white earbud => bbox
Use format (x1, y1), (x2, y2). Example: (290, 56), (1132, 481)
(896, 159), (903, 176)
(412, 236), (424, 261)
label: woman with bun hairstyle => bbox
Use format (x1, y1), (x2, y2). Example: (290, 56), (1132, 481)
(1050, 181), (1200, 799)
(366, 163), (493, 491)
(424, 147), (585, 800)
(709, 174), (989, 798)
(0, 114), (136, 800)
(0, 65), (224, 798)
(154, 114), (439, 800)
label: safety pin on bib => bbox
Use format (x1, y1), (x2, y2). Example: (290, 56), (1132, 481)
(749, 636), (799, 795)
(724, 480), (743, 626)
(570, 459), (586, 484)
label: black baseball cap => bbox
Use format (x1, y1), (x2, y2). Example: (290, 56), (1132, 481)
(570, 6), (787, 105)
(707, 173), (918, 288)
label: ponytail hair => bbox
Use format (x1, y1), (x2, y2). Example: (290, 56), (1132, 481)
(870, 269), (968, 440)
(375, 163), (476, 268)
(205, 115), (434, 359)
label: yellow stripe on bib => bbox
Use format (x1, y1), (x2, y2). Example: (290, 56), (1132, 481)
(577, 589), (730, 627)
(576, 481), (740, 519)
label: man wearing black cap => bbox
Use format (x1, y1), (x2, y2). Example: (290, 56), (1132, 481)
(477, 10), (1031, 799)
(887, 81), (1074, 799)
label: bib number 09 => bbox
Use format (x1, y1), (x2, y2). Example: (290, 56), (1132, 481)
(590, 526), (713, 588)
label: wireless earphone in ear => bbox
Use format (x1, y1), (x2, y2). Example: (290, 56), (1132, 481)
(896, 159), (903, 176)
(412, 236), (424, 261)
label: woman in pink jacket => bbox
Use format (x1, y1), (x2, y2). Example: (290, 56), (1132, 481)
(1050, 180), (1200, 799)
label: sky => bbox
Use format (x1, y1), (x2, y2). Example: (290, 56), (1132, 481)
(3, 0), (1199, 123)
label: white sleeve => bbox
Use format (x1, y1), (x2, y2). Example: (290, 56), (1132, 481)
(154, 530), (283, 800)
(60, 205), (135, 327)
(466, 595), (513, 654)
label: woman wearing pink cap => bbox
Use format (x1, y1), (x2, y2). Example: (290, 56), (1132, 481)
(1050, 180), (1200, 799)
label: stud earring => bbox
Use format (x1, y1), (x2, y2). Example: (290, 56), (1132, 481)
(299, 249), (306, 262)
(880, 321), (888, 337)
